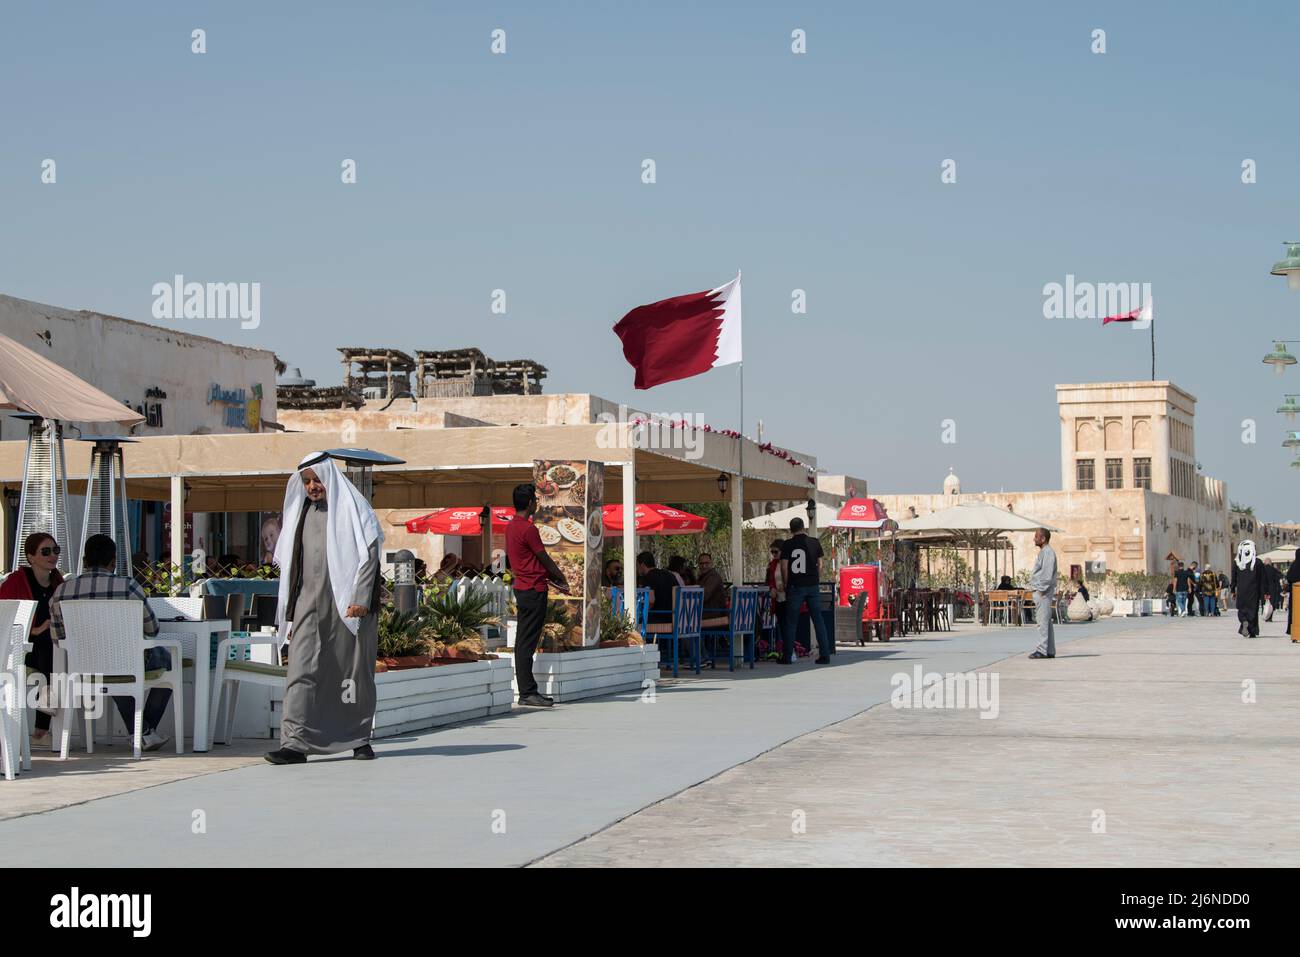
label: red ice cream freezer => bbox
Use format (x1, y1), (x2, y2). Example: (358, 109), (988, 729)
(838, 564), (879, 619)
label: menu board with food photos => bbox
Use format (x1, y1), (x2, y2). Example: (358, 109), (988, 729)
(533, 459), (605, 648)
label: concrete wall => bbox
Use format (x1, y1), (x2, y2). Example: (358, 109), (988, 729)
(0, 294), (278, 441)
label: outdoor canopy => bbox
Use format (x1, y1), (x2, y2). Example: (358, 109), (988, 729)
(897, 502), (1064, 620)
(0, 332), (145, 426)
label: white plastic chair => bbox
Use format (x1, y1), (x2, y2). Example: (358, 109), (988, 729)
(212, 631), (284, 745)
(6, 599), (36, 771)
(0, 601), (24, 779)
(57, 600), (184, 760)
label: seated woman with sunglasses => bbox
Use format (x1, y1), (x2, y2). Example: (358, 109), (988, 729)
(0, 533), (65, 745)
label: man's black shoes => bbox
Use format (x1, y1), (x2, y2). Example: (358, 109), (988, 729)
(354, 744), (376, 760)
(265, 747), (307, 765)
(815, 656), (831, 664)
(1028, 651), (1052, 659)
(518, 693), (554, 708)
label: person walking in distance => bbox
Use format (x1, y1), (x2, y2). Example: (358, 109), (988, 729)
(1286, 548), (1300, 642)
(1173, 561), (1191, 617)
(506, 483), (571, 707)
(779, 517), (832, 664)
(1261, 557), (1283, 622)
(1027, 528), (1058, 659)
(1231, 540), (1262, 639)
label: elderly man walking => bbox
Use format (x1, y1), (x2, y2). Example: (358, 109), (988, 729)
(1027, 527), (1057, 660)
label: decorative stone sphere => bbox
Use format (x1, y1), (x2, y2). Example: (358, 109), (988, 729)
(1097, 597), (1114, 617)
(1068, 594), (1092, 621)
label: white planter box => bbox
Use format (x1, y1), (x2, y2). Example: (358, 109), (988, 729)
(511, 645), (660, 703)
(1112, 598), (1155, 617)
(372, 657), (514, 738)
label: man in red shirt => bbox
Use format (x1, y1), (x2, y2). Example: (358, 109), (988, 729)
(506, 483), (570, 707)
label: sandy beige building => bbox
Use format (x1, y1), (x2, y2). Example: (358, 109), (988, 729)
(877, 381), (1231, 581)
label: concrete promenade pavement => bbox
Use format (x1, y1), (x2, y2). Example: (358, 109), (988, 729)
(537, 614), (1300, 867)
(5, 612), (1288, 866)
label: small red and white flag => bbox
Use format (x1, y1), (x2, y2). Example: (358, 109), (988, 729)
(1102, 296), (1153, 325)
(613, 274), (742, 389)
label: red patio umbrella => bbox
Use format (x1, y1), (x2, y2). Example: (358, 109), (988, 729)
(830, 498), (892, 529)
(405, 506), (515, 535)
(602, 503), (708, 535)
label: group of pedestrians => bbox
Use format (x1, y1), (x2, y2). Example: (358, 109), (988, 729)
(1170, 560), (1228, 617)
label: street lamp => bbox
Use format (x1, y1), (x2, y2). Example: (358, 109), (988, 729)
(1263, 341), (1298, 374)
(1279, 395), (1300, 421)
(1271, 242), (1300, 291)
(1283, 432), (1300, 449)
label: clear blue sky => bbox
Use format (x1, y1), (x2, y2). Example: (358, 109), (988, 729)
(2, 1), (1298, 517)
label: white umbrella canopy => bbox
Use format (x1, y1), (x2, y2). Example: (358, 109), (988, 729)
(1260, 545), (1299, 564)
(896, 501), (1061, 534)
(0, 332), (144, 426)
(897, 502), (1063, 622)
(743, 501), (840, 530)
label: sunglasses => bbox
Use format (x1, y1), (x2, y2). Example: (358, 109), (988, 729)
(38, 546), (61, 556)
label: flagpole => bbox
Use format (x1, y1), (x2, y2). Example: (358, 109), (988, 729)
(1151, 318), (1156, 380)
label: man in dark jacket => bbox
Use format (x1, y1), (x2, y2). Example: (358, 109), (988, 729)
(1286, 550), (1300, 641)
(1261, 558), (1283, 621)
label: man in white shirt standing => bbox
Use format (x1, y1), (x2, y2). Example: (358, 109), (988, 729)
(1028, 527), (1057, 659)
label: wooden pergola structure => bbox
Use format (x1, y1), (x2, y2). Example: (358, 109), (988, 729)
(414, 348), (548, 397)
(339, 347), (416, 400)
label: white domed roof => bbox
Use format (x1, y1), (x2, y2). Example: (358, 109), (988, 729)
(943, 467), (960, 494)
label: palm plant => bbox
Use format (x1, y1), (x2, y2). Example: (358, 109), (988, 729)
(420, 586), (500, 645)
(377, 606), (428, 658)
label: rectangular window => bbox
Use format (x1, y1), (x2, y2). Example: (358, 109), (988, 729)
(1105, 458), (1123, 490)
(1134, 457), (1151, 490)
(1076, 459), (1095, 491)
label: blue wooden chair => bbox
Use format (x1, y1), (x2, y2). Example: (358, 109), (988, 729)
(700, 586), (762, 671)
(610, 586), (651, 638)
(645, 586), (703, 677)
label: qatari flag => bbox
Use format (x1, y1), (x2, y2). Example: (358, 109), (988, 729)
(613, 274), (741, 389)
(1102, 297), (1153, 325)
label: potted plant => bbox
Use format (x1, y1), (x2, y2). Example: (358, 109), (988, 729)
(597, 590), (644, 648)
(376, 606), (437, 671)
(539, 600), (583, 652)
(420, 586), (500, 660)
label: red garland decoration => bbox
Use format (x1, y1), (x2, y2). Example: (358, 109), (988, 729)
(625, 415), (816, 474)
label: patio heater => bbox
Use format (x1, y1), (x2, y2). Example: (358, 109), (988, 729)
(323, 447), (406, 503)
(10, 414), (72, 573)
(77, 435), (137, 576)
